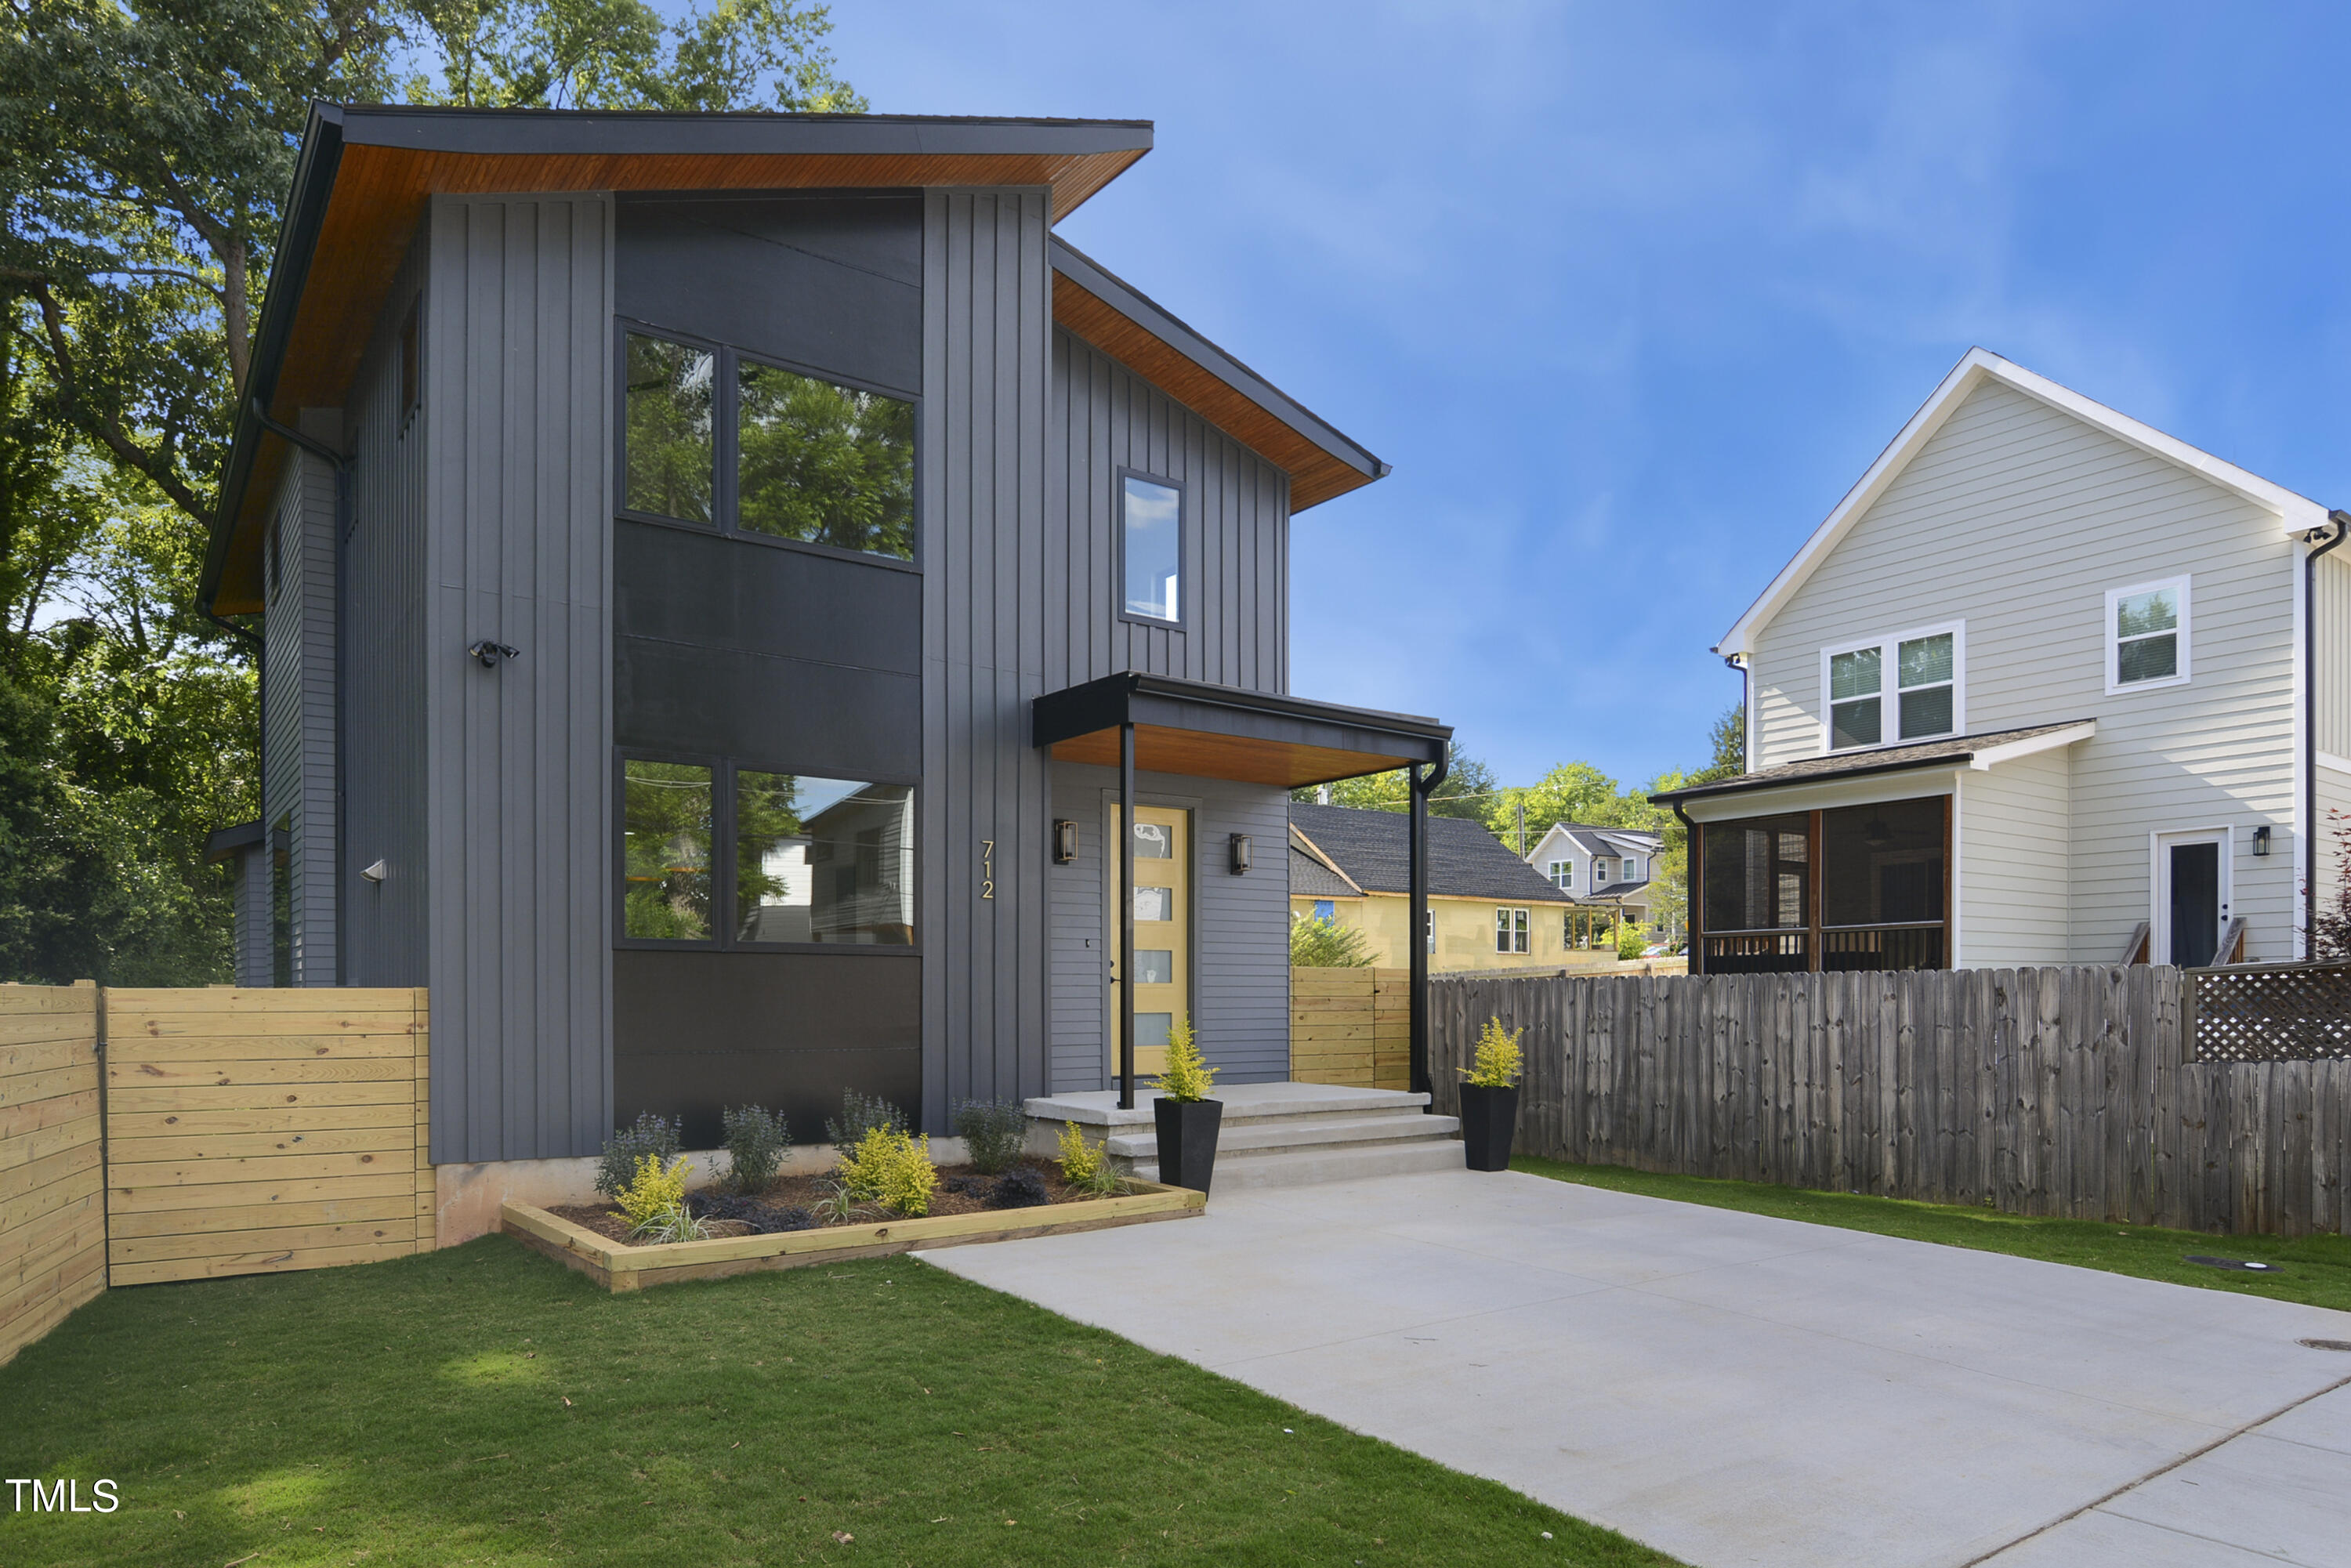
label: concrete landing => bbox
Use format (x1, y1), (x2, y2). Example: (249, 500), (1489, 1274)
(1024, 1081), (1464, 1189)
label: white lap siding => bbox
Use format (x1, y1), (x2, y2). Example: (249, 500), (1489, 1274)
(1954, 750), (2070, 967)
(1749, 377), (2302, 964)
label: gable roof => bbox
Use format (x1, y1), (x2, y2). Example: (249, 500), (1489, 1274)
(1715, 347), (2335, 659)
(1291, 804), (1569, 904)
(1528, 823), (1661, 867)
(1289, 839), (1363, 900)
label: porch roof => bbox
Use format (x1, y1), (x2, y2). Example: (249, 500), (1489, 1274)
(1649, 719), (2096, 808)
(1031, 672), (1451, 789)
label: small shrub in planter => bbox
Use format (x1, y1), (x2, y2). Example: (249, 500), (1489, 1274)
(1458, 1016), (1523, 1172)
(838, 1125), (937, 1217)
(826, 1089), (907, 1157)
(1056, 1121), (1123, 1197)
(618, 1153), (707, 1241)
(595, 1113), (683, 1200)
(1150, 1014), (1223, 1194)
(721, 1104), (791, 1193)
(954, 1099), (1029, 1174)
(987, 1167), (1049, 1209)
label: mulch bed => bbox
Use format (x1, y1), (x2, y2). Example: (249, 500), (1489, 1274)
(550, 1157), (1101, 1247)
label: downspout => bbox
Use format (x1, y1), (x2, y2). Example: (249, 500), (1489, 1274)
(1670, 798), (1701, 972)
(2305, 510), (2349, 957)
(1407, 746), (1452, 1100)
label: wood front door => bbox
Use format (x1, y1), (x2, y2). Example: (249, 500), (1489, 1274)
(1110, 805), (1189, 1079)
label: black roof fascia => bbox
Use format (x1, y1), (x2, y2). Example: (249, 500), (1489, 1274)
(1650, 750), (1976, 806)
(336, 104), (1153, 158)
(1032, 672), (1448, 762)
(1049, 237), (1389, 485)
(200, 101), (347, 614)
(204, 818), (266, 864)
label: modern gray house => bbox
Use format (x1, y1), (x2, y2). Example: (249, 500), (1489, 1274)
(198, 105), (1453, 1180)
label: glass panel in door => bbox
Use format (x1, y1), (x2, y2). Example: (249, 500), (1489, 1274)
(2165, 840), (2221, 967)
(1109, 805), (1188, 1078)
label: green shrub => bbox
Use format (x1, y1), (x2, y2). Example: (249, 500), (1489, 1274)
(954, 1099), (1028, 1175)
(1154, 1014), (1215, 1103)
(1290, 912), (1374, 967)
(1056, 1121), (1122, 1196)
(1614, 918), (1646, 961)
(720, 1104), (791, 1193)
(837, 1125), (936, 1216)
(1462, 1016), (1523, 1088)
(825, 1088), (907, 1157)
(595, 1113), (682, 1200)
(618, 1153), (704, 1240)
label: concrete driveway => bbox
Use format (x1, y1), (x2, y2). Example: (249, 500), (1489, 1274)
(919, 1170), (2351, 1568)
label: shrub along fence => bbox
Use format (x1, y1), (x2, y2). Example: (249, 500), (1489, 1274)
(0, 983), (433, 1367)
(1429, 962), (2351, 1237)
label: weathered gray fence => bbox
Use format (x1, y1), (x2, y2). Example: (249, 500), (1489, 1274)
(1430, 965), (2351, 1237)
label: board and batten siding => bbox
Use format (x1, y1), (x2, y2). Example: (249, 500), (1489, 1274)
(422, 194), (614, 1164)
(1047, 327), (1291, 693)
(261, 416), (339, 985)
(339, 232), (430, 988)
(1046, 763), (1294, 1094)
(1748, 377), (2302, 962)
(1954, 748), (2070, 966)
(918, 190), (1053, 1128)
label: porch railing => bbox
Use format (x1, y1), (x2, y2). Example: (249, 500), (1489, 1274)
(1701, 929), (1808, 973)
(1820, 921), (1945, 972)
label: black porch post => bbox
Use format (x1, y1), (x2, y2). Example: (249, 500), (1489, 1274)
(1118, 720), (1136, 1110)
(1407, 762), (1431, 1098)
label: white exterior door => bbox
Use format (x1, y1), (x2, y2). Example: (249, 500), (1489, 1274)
(2153, 828), (2230, 968)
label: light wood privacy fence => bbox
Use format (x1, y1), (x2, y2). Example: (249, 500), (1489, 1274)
(2, 984), (105, 1368)
(1431, 965), (2351, 1237)
(1, 984), (433, 1367)
(1290, 968), (1409, 1091)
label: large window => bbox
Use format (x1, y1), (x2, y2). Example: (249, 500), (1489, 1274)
(1121, 472), (1182, 623)
(1823, 625), (1962, 751)
(2107, 577), (2189, 692)
(621, 326), (915, 564)
(623, 756), (912, 947)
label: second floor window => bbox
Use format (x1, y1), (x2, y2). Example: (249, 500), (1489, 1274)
(1625, 856), (1643, 881)
(1121, 472), (1183, 623)
(1549, 859), (1573, 889)
(1496, 906), (1530, 954)
(2108, 578), (2189, 691)
(1825, 625), (1962, 751)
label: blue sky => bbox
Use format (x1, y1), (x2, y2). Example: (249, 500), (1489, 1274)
(825, 2), (2351, 789)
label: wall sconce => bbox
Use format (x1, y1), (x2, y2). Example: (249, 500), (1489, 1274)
(1228, 833), (1252, 875)
(360, 859), (387, 884)
(2253, 826), (2271, 857)
(1052, 820), (1078, 865)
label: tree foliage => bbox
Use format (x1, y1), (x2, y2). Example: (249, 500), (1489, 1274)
(0, 0), (860, 982)
(1290, 749), (1497, 822)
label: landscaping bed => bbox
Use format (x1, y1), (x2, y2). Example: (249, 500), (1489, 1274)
(547, 1157), (1099, 1244)
(507, 1168), (1203, 1291)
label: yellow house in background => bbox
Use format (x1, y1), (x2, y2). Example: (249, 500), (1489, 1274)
(1290, 803), (1574, 972)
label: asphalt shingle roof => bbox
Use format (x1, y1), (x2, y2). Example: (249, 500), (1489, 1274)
(1289, 844), (1360, 900)
(1291, 803), (1570, 904)
(1648, 721), (2094, 805)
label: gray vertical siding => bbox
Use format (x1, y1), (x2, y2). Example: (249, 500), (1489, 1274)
(424, 194), (614, 1164)
(920, 190), (1052, 1128)
(1047, 328), (1291, 693)
(234, 846), (271, 987)
(339, 231), (430, 986)
(261, 424), (339, 986)
(1046, 763), (1294, 1092)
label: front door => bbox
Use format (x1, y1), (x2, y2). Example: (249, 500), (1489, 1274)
(2156, 831), (2227, 967)
(1109, 805), (1189, 1079)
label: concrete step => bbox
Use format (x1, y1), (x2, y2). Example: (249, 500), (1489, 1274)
(1106, 1112), (1461, 1161)
(1133, 1137), (1466, 1190)
(1025, 1082), (1431, 1132)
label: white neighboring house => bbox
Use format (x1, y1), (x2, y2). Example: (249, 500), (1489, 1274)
(1655, 347), (2349, 976)
(1527, 822), (1665, 936)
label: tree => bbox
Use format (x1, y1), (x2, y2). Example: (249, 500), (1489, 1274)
(2313, 809), (2351, 963)
(1640, 703), (1747, 947)
(1483, 762), (1664, 847)
(1291, 748), (1498, 823)
(1289, 913), (1374, 968)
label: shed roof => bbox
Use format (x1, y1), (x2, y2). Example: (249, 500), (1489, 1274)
(1290, 804), (1569, 904)
(1648, 719), (2096, 806)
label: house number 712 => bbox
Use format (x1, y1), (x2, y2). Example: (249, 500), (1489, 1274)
(980, 840), (994, 900)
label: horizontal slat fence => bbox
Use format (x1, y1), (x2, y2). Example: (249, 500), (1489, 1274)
(1432, 965), (2351, 1237)
(1, 983), (106, 1367)
(103, 987), (433, 1286)
(1291, 967), (1409, 1091)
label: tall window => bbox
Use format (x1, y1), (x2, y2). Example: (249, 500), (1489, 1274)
(2107, 578), (2189, 691)
(1495, 907), (1530, 954)
(621, 326), (915, 564)
(1625, 856), (1643, 881)
(1594, 858), (1612, 885)
(1549, 859), (1573, 890)
(1824, 625), (1962, 751)
(1121, 473), (1182, 623)
(622, 757), (913, 947)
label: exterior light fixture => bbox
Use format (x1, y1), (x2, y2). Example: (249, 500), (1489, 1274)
(1229, 833), (1252, 875)
(468, 639), (520, 668)
(2253, 825), (2271, 857)
(360, 860), (387, 884)
(1053, 819), (1078, 865)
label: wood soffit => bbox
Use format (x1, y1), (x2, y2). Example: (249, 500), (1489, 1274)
(1049, 725), (1416, 790)
(1049, 273), (1376, 514)
(214, 141), (1147, 612)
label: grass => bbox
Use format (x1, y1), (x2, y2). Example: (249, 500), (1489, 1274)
(0, 1237), (1679, 1567)
(1514, 1155), (2351, 1314)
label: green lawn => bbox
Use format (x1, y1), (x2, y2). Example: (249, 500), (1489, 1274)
(1514, 1155), (2351, 1314)
(0, 1236), (1677, 1567)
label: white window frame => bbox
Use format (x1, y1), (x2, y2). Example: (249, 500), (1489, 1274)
(1495, 906), (1530, 954)
(1425, 910), (1434, 954)
(1549, 859), (1573, 890)
(1818, 620), (1966, 754)
(2105, 576), (2191, 695)
(1625, 856), (1642, 882)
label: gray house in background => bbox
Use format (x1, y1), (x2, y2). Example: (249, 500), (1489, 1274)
(197, 105), (1451, 1179)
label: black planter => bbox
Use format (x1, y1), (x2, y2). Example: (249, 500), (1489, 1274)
(1154, 1097), (1224, 1193)
(1457, 1084), (1520, 1171)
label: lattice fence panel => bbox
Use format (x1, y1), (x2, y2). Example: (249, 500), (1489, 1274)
(2190, 961), (2351, 1062)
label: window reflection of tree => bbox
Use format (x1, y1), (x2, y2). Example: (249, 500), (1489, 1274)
(737, 363), (914, 559)
(623, 763), (713, 940)
(624, 335), (714, 523)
